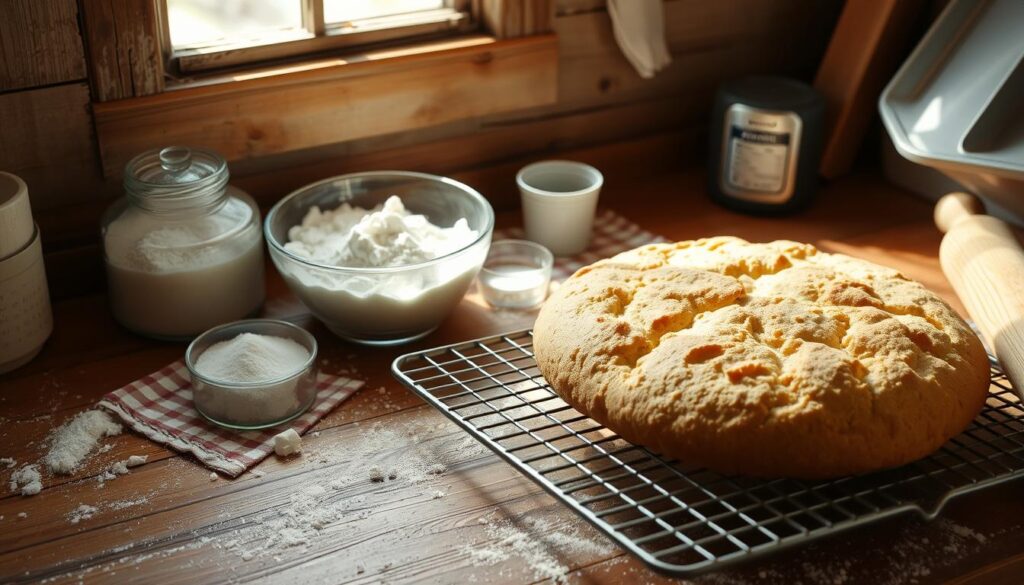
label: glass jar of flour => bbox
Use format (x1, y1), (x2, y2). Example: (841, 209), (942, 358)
(102, 146), (265, 340)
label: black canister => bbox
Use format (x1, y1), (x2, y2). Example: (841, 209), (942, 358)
(708, 76), (825, 214)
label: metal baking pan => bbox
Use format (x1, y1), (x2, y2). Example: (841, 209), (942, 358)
(880, 0), (1024, 224)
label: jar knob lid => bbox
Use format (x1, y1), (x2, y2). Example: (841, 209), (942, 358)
(159, 147), (192, 174)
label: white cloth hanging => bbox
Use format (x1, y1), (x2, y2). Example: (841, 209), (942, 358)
(607, 0), (672, 79)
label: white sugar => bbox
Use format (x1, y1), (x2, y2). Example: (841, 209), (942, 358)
(43, 410), (122, 474)
(194, 333), (309, 384)
(192, 333), (314, 426)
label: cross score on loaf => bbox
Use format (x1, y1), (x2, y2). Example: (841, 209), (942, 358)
(533, 237), (990, 479)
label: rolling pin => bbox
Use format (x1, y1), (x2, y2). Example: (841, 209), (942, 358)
(935, 192), (1024, 395)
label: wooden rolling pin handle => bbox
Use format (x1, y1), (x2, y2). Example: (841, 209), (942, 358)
(934, 191), (986, 233)
(935, 193), (1024, 396)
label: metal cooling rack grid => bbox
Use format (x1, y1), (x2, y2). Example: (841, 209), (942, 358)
(391, 330), (1024, 575)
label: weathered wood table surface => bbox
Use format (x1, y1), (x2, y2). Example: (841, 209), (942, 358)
(3, 166), (1023, 584)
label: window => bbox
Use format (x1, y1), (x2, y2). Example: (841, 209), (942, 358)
(163, 0), (473, 74)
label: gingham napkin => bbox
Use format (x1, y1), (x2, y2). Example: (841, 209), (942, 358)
(496, 209), (668, 280)
(98, 362), (363, 477)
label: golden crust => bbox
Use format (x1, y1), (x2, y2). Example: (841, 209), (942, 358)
(533, 237), (990, 479)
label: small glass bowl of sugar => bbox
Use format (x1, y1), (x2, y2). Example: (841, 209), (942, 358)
(186, 319), (318, 430)
(478, 240), (554, 310)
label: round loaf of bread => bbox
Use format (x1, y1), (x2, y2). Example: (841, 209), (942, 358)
(533, 237), (990, 478)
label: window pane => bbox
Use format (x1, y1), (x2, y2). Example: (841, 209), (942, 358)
(167, 0), (303, 49)
(323, 0), (446, 24)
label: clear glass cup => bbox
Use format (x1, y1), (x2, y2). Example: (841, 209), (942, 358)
(186, 319), (318, 430)
(101, 146), (265, 340)
(478, 239), (553, 310)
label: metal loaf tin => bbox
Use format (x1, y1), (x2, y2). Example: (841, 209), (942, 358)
(880, 0), (1024, 224)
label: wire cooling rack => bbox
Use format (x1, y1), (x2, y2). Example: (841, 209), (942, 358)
(392, 330), (1024, 575)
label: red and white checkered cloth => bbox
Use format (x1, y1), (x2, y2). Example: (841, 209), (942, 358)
(99, 363), (362, 477)
(97, 209), (661, 477)
(495, 209), (668, 280)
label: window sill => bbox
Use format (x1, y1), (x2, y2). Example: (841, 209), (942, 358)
(173, 8), (474, 74)
(92, 34), (558, 177)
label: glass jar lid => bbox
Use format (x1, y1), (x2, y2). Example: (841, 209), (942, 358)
(123, 146), (230, 212)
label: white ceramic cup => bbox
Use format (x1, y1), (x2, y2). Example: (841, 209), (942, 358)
(0, 226), (53, 374)
(0, 172), (35, 260)
(517, 160), (603, 256)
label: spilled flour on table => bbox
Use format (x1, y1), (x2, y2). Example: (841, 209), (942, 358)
(199, 417), (486, 563)
(691, 517), (995, 585)
(107, 496), (151, 511)
(9, 464), (42, 496)
(20, 403), (1013, 585)
(224, 485), (369, 561)
(67, 504), (99, 524)
(43, 410), (122, 475)
(62, 494), (154, 525)
(4, 410), (124, 499)
(465, 515), (614, 584)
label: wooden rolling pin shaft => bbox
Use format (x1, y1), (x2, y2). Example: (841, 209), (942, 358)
(936, 193), (1024, 395)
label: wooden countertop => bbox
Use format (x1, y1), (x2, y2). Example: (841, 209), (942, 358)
(3, 166), (1023, 584)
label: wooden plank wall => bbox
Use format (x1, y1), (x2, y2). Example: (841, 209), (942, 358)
(79, 0), (165, 101)
(0, 0), (86, 91)
(0, 0), (104, 220)
(0, 0), (842, 300)
(92, 35), (562, 176)
(227, 0), (841, 205)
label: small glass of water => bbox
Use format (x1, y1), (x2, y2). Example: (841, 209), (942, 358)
(478, 240), (554, 310)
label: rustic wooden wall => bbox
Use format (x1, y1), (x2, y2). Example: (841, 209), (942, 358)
(0, 0), (842, 299)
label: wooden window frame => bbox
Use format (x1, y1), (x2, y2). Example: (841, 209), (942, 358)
(83, 0), (555, 176)
(83, 0), (553, 101)
(160, 0), (477, 74)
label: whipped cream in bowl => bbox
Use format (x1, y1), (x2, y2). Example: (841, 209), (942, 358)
(265, 172), (494, 345)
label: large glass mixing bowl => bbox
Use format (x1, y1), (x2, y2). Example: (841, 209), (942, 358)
(265, 171), (494, 345)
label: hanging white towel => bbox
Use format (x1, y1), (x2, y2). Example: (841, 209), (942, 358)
(607, 0), (672, 79)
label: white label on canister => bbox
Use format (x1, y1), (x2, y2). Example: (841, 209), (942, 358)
(727, 127), (790, 193)
(719, 105), (802, 204)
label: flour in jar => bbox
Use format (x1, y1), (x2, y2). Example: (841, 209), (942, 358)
(103, 193), (264, 339)
(284, 196), (477, 268)
(108, 214), (243, 272)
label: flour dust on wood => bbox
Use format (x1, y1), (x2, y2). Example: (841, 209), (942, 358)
(464, 515), (615, 584)
(43, 410), (122, 474)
